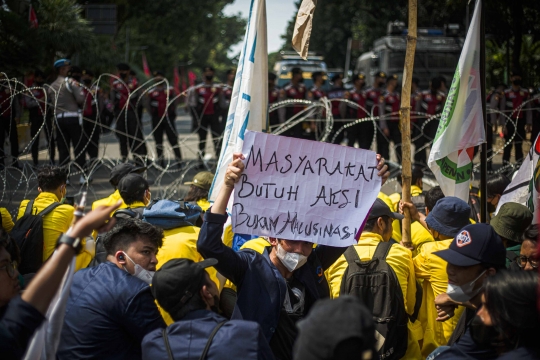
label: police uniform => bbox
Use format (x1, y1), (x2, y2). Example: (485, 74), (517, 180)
(80, 72), (101, 162)
(220, 83), (233, 127)
(327, 84), (347, 144)
(188, 83), (223, 157)
(485, 88), (504, 169)
(268, 86), (280, 127)
(502, 86), (532, 162)
(111, 74), (148, 164)
(282, 82), (307, 138)
(365, 77), (387, 157)
(148, 83), (182, 163)
(345, 85), (374, 150)
(415, 90), (446, 164)
(25, 81), (55, 166)
(0, 81), (20, 167)
(381, 88), (402, 161)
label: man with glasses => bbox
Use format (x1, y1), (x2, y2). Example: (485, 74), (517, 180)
(508, 224), (538, 271)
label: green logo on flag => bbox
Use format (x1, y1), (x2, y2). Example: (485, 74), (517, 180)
(436, 156), (473, 184)
(435, 70), (461, 142)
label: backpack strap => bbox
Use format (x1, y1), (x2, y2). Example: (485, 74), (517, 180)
(162, 327), (174, 360)
(343, 246), (361, 266)
(113, 208), (142, 219)
(372, 240), (393, 261)
(38, 202), (61, 217)
(24, 200), (35, 216)
(199, 321), (227, 360)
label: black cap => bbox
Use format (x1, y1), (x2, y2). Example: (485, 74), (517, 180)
(109, 163), (146, 187)
(152, 258), (218, 318)
(376, 71), (387, 78)
(118, 173), (149, 201)
(368, 198), (404, 220)
(117, 63), (131, 71)
(354, 73), (366, 81)
(433, 223), (506, 267)
(294, 296), (376, 360)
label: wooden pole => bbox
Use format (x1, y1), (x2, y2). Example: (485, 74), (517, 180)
(399, 0), (417, 248)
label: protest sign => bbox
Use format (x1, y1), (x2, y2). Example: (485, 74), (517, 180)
(232, 131), (381, 246)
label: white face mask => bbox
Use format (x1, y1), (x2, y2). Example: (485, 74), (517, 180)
(446, 270), (486, 303)
(276, 243), (308, 272)
(122, 252), (155, 285)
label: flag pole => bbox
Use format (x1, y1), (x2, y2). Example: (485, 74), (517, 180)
(399, 0), (417, 248)
(480, 0), (487, 223)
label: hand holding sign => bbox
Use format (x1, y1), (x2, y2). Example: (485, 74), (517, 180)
(231, 131), (388, 246)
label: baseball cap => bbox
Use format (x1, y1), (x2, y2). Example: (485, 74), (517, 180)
(109, 163), (146, 188)
(433, 223), (506, 267)
(376, 71), (387, 78)
(368, 198), (404, 220)
(54, 59), (71, 68)
(425, 197), (470, 238)
(118, 173), (149, 201)
(294, 296), (375, 360)
(152, 258), (218, 319)
(490, 202), (533, 243)
(184, 171), (214, 191)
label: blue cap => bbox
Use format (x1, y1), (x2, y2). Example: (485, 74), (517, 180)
(433, 223), (506, 267)
(425, 197), (470, 237)
(54, 59), (71, 68)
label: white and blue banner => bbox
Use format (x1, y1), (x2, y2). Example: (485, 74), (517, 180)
(209, 0), (268, 202)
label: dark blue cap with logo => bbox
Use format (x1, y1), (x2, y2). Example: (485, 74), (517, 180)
(433, 223), (506, 267)
(425, 197), (470, 238)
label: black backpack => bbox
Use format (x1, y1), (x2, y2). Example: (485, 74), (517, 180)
(340, 241), (408, 360)
(11, 200), (60, 275)
(88, 208), (143, 268)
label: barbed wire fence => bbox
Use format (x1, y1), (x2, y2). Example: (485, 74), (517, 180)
(0, 72), (538, 216)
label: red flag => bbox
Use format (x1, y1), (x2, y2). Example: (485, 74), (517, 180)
(188, 71), (196, 87)
(29, 5), (38, 29)
(173, 67), (180, 94)
(142, 53), (151, 78)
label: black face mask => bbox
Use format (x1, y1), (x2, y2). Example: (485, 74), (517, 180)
(487, 202), (496, 213)
(83, 79), (92, 86)
(205, 75), (214, 81)
(512, 79), (522, 86)
(470, 315), (499, 346)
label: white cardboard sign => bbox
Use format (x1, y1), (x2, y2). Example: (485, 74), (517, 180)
(232, 131), (381, 247)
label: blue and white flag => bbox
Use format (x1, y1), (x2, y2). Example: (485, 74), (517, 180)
(209, 0), (268, 203)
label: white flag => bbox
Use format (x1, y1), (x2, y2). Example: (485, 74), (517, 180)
(209, 0), (267, 203)
(428, 0), (485, 202)
(496, 134), (540, 222)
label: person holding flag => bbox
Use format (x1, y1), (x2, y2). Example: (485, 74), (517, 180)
(428, 0), (485, 203)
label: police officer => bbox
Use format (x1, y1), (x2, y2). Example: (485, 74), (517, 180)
(327, 74), (347, 144)
(80, 69), (101, 166)
(415, 77), (446, 165)
(48, 60), (86, 182)
(0, 74), (20, 169)
(25, 69), (55, 167)
(220, 69), (235, 127)
(111, 63), (148, 166)
(268, 72), (281, 128)
(485, 83), (505, 170)
(410, 77), (424, 165)
(281, 67), (307, 139)
(381, 74), (401, 162)
(365, 72), (386, 156)
(308, 71), (326, 101)
(344, 73), (373, 149)
(147, 71), (182, 166)
(502, 69), (532, 163)
(188, 66), (223, 159)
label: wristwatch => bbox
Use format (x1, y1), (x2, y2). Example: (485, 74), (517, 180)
(57, 233), (83, 254)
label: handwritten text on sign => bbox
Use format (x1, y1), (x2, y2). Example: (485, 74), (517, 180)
(232, 131), (381, 246)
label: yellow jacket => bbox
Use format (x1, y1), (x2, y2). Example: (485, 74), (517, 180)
(91, 190), (128, 240)
(156, 225), (220, 325)
(326, 232), (422, 360)
(197, 198), (211, 212)
(0, 207), (14, 233)
(17, 192), (92, 272)
(413, 239), (465, 358)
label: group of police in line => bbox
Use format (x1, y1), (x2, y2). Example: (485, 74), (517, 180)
(1, 62), (537, 178)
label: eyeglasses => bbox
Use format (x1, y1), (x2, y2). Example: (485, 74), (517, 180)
(0, 261), (17, 279)
(516, 255), (538, 269)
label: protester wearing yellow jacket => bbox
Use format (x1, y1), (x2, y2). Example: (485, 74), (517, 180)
(17, 167), (92, 271)
(326, 199), (422, 360)
(0, 207), (14, 233)
(403, 196), (472, 358)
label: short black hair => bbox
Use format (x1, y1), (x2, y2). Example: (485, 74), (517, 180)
(37, 166), (68, 192)
(425, 186), (445, 212)
(291, 67), (302, 75)
(311, 71), (323, 81)
(268, 72), (277, 81)
(171, 274), (212, 321)
(203, 66), (215, 72)
(34, 69), (45, 79)
(364, 215), (391, 233)
(431, 77), (442, 91)
(226, 69), (235, 75)
(102, 218), (163, 256)
(183, 185), (209, 202)
(522, 224), (538, 244)
(117, 63), (130, 71)
(412, 77), (420, 86)
(487, 174), (510, 197)
(397, 166), (424, 186)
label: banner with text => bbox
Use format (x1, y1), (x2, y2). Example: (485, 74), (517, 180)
(232, 131), (381, 246)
